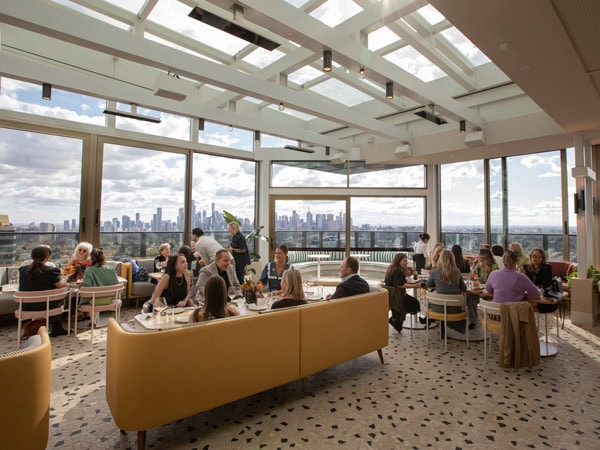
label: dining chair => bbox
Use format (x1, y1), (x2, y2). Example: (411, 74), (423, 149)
(478, 299), (502, 363)
(75, 284), (124, 341)
(13, 287), (69, 348)
(425, 292), (469, 352)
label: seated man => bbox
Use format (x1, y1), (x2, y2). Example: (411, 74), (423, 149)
(194, 249), (239, 303)
(327, 256), (370, 299)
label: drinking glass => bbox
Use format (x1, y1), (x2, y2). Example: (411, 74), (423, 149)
(9, 268), (18, 288)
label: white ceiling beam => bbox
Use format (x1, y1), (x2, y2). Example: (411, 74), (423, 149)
(0, 1), (404, 142)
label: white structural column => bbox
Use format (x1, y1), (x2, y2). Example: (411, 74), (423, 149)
(570, 132), (597, 326)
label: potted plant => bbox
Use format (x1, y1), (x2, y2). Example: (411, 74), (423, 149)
(567, 266), (600, 292)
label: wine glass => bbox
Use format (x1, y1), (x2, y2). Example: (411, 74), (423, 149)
(9, 268), (18, 288)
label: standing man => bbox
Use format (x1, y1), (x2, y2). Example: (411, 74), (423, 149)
(327, 256), (370, 299)
(194, 249), (240, 302)
(191, 228), (224, 266)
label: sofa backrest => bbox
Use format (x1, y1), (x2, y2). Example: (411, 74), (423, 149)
(299, 290), (389, 377)
(548, 260), (577, 279)
(106, 309), (301, 431)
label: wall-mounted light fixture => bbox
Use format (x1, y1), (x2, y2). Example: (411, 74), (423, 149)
(42, 83), (52, 100)
(459, 120), (466, 133)
(323, 50), (332, 72)
(228, 124), (233, 132)
(278, 102), (285, 111)
(359, 68), (365, 79)
(385, 81), (393, 100)
(198, 118), (205, 131)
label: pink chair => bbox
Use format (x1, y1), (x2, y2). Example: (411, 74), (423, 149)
(14, 287), (69, 348)
(75, 284), (124, 340)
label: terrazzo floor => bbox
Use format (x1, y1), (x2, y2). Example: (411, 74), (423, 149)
(1, 307), (599, 449)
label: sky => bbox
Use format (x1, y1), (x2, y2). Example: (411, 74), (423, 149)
(0, 1), (576, 231)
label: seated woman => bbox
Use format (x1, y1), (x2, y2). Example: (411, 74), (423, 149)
(62, 241), (93, 281)
(509, 242), (529, 270)
(473, 248), (499, 283)
(384, 252), (421, 332)
(259, 244), (291, 294)
(271, 268), (307, 310)
(143, 254), (193, 313)
(523, 248), (553, 289)
(451, 244), (471, 274)
(426, 249), (469, 334)
(19, 245), (70, 337)
(425, 243), (445, 270)
(190, 276), (240, 322)
(486, 250), (541, 303)
(80, 248), (120, 307)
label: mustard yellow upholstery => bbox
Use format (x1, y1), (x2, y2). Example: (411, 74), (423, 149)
(106, 310), (300, 433)
(0, 326), (51, 450)
(299, 290), (389, 379)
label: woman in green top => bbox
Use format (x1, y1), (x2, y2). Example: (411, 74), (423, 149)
(473, 248), (499, 283)
(80, 248), (120, 305)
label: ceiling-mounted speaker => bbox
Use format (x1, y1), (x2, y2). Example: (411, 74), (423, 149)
(154, 74), (187, 101)
(464, 130), (486, 147)
(394, 144), (412, 158)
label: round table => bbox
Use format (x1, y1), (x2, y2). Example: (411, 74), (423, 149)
(306, 254), (331, 279)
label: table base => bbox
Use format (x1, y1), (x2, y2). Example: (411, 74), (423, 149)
(539, 340), (558, 357)
(402, 315), (438, 330)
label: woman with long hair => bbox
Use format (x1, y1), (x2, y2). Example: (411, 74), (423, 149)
(473, 248), (499, 282)
(384, 252), (421, 331)
(19, 245), (70, 337)
(509, 242), (529, 270)
(226, 221), (250, 284)
(143, 254), (193, 312)
(523, 248), (553, 288)
(191, 276), (240, 322)
(451, 244), (471, 274)
(259, 244), (291, 294)
(271, 268), (307, 309)
(426, 243), (445, 270)
(80, 248), (120, 306)
(426, 249), (470, 334)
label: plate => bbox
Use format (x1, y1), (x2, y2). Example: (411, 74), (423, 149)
(175, 316), (189, 324)
(305, 294), (322, 301)
(170, 307), (185, 314)
(247, 304), (268, 311)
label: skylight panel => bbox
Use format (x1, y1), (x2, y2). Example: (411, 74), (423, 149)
(51, 0), (129, 30)
(284, 0), (310, 8)
(288, 66), (324, 85)
(147, 0), (248, 56)
(441, 28), (491, 67)
(309, 79), (373, 107)
(310, 0), (362, 28)
(243, 48), (286, 69)
(416, 5), (445, 25)
(368, 27), (400, 52)
(384, 46), (445, 82)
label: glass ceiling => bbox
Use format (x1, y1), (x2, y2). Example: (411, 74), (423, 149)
(34, 0), (510, 151)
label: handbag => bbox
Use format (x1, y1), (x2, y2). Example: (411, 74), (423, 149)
(22, 318), (46, 339)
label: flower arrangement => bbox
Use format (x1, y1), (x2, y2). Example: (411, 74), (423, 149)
(240, 280), (263, 304)
(61, 259), (90, 282)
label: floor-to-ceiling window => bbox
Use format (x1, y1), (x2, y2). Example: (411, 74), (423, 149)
(100, 143), (187, 258)
(507, 151), (564, 259)
(440, 160), (485, 253)
(191, 153), (256, 255)
(0, 127), (83, 265)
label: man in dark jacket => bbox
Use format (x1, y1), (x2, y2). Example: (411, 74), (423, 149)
(327, 256), (370, 299)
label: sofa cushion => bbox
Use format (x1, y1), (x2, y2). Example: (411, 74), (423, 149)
(132, 281), (155, 297)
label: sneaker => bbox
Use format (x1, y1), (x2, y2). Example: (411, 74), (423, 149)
(50, 326), (68, 337)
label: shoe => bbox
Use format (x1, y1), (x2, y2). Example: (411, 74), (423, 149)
(50, 326), (68, 337)
(468, 323), (477, 330)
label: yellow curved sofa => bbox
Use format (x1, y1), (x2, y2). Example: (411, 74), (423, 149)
(0, 326), (51, 450)
(106, 290), (388, 449)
